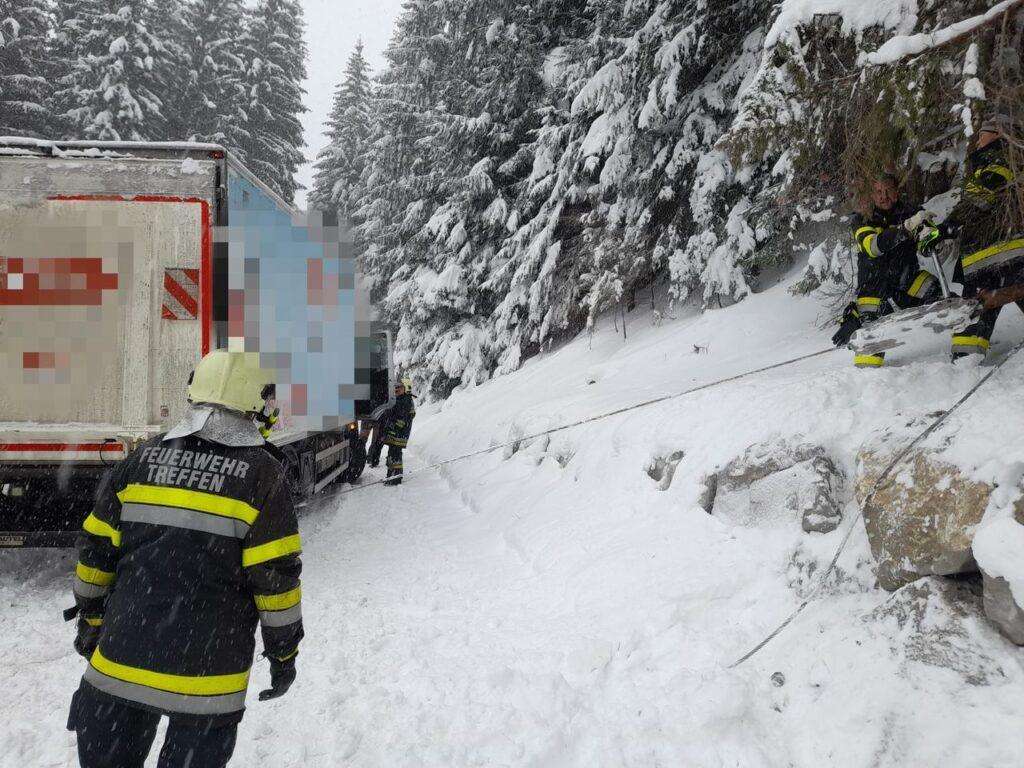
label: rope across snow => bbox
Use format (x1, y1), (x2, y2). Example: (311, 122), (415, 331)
(728, 337), (1024, 668)
(326, 347), (838, 499)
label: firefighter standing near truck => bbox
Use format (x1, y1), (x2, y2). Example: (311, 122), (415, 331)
(369, 378), (416, 486)
(913, 114), (1022, 361)
(66, 350), (303, 768)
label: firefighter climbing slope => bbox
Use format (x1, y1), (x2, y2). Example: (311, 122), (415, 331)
(370, 378), (416, 486)
(66, 350), (303, 768)
(832, 173), (940, 367)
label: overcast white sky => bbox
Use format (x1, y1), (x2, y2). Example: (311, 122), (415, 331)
(295, 0), (406, 209)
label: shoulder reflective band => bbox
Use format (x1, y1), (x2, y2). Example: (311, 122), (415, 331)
(82, 513), (122, 548)
(76, 562), (115, 586)
(863, 234), (882, 258)
(254, 586), (302, 612)
(979, 163), (1014, 187)
(855, 226), (882, 257)
(242, 534), (302, 567)
(117, 484), (259, 526)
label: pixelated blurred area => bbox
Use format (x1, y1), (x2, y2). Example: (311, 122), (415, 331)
(0, 202), (142, 423)
(0, 143), (382, 439)
(220, 194), (368, 432)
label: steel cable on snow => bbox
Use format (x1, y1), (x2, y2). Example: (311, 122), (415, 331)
(321, 347), (839, 501)
(728, 338), (1024, 669)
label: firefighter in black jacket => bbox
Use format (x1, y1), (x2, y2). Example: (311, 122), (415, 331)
(369, 378), (416, 486)
(915, 114), (1021, 360)
(67, 350), (303, 768)
(833, 174), (940, 367)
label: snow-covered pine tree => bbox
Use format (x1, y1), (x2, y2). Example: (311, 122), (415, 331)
(354, 0), (447, 298)
(239, 0), (307, 203)
(145, 0), (190, 140)
(64, 0), (164, 141)
(180, 0), (249, 154)
(0, 0), (56, 137)
(309, 39), (371, 217)
(48, 0), (102, 137)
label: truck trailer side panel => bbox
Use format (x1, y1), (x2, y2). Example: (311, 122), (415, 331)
(0, 156), (217, 433)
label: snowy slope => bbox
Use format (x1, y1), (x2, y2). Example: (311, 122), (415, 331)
(4, 267), (1024, 766)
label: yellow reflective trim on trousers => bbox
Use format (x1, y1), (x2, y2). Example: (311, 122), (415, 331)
(961, 239), (1024, 270)
(90, 646), (249, 696)
(84, 617), (103, 627)
(854, 354), (885, 368)
(856, 297), (881, 307)
(76, 562), (115, 586)
(117, 484), (259, 526)
(275, 649), (299, 662)
(254, 586), (302, 611)
(952, 335), (990, 350)
(83, 513), (121, 548)
(242, 534), (302, 567)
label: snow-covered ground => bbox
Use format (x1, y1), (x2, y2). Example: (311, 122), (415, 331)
(5, 267), (1024, 766)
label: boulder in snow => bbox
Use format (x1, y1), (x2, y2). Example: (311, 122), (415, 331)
(646, 450), (684, 491)
(866, 577), (1008, 686)
(856, 445), (992, 592)
(974, 516), (1024, 645)
(706, 439), (843, 533)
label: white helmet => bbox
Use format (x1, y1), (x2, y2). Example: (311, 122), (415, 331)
(187, 350), (275, 415)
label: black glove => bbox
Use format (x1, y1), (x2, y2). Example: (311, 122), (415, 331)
(831, 302), (862, 347)
(259, 654), (297, 701)
(74, 615), (102, 659)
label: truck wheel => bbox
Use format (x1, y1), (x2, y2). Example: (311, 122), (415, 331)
(344, 434), (367, 483)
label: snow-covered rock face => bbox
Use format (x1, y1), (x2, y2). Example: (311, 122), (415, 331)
(704, 440), (844, 534)
(866, 578), (1011, 687)
(974, 513), (1024, 645)
(857, 441), (993, 591)
(980, 572), (1024, 645)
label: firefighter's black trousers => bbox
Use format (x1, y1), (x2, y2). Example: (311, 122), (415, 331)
(69, 683), (238, 768)
(952, 261), (1024, 358)
(385, 445), (404, 485)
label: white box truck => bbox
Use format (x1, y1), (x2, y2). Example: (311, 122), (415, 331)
(0, 138), (392, 546)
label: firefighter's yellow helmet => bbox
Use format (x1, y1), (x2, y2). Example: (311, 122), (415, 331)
(400, 377), (413, 391)
(187, 350), (275, 415)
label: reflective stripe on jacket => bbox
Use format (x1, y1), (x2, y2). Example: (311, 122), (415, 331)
(382, 393), (416, 447)
(74, 433), (303, 720)
(949, 139), (1021, 276)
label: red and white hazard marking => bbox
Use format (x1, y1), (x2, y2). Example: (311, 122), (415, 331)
(162, 268), (200, 320)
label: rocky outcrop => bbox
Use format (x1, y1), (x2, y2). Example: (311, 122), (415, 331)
(866, 577), (1008, 686)
(704, 439), (844, 534)
(980, 574), (1024, 645)
(856, 443), (993, 592)
(974, 515), (1024, 646)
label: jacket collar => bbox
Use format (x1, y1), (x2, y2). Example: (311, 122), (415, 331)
(164, 404), (265, 447)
